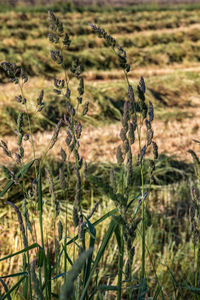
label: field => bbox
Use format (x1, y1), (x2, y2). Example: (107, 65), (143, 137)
(0, 2), (200, 299)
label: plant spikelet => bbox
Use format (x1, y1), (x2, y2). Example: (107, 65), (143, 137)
(49, 119), (63, 150)
(152, 141), (158, 160)
(7, 201), (28, 248)
(116, 145), (124, 166)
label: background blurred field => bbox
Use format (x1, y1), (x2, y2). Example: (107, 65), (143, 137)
(1, 1), (200, 298)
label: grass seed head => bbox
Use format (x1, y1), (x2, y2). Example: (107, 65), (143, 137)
(116, 145), (124, 166)
(152, 141), (158, 160)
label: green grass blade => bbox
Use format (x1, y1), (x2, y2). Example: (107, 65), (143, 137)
(2, 275), (26, 300)
(0, 272), (28, 279)
(80, 218), (118, 300)
(137, 277), (147, 300)
(46, 238), (52, 299)
(186, 286), (200, 295)
(153, 285), (162, 300)
(0, 243), (41, 262)
(0, 278), (11, 300)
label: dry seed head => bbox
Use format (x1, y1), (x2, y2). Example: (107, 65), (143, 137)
(139, 77), (146, 94)
(148, 101), (154, 122)
(147, 129), (154, 146)
(17, 112), (24, 134)
(16, 95), (22, 103)
(17, 133), (23, 146)
(58, 220), (63, 241)
(122, 101), (130, 126)
(145, 119), (151, 130)
(49, 118), (63, 150)
(82, 101), (89, 116)
(78, 217), (84, 241)
(53, 89), (61, 95)
(63, 33), (71, 48)
(7, 201), (28, 248)
(65, 87), (71, 99)
(1, 140), (8, 149)
(138, 145), (146, 164)
(78, 77), (84, 96)
(120, 127), (126, 142)
(67, 101), (75, 116)
(123, 139), (130, 154)
(152, 141), (158, 160)
(24, 133), (29, 141)
(126, 149), (133, 184)
(128, 84), (134, 102)
(75, 122), (82, 139)
(48, 32), (59, 43)
(2, 147), (12, 158)
(59, 167), (67, 192)
(73, 205), (79, 227)
(87, 200), (101, 219)
(128, 122), (135, 145)
(116, 145), (124, 166)
(132, 116), (137, 131)
(66, 129), (73, 146)
(50, 49), (57, 61)
(15, 153), (21, 163)
(141, 102), (148, 119)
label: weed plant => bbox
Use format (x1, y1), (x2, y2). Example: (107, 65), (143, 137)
(0, 9), (200, 300)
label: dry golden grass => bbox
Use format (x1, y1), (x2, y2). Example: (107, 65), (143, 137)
(0, 111), (199, 166)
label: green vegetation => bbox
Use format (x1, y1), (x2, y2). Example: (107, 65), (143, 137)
(0, 4), (200, 300)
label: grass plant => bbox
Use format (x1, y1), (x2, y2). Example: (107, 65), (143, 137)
(0, 6), (200, 300)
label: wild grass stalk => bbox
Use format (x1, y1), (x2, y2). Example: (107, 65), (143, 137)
(90, 23), (158, 297)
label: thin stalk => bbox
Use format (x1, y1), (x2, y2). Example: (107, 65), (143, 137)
(64, 192), (68, 281)
(124, 70), (146, 279)
(195, 208), (200, 300)
(117, 226), (124, 300)
(38, 163), (48, 299)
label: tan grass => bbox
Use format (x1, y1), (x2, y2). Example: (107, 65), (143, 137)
(0, 109), (199, 166)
